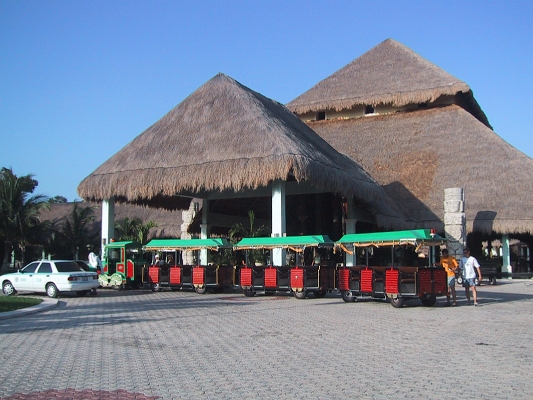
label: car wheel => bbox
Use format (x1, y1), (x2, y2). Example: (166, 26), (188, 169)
(46, 283), (58, 298)
(2, 281), (16, 296)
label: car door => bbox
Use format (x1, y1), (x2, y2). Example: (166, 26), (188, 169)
(33, 262), (53, 292)
(15, 262), (40, 291)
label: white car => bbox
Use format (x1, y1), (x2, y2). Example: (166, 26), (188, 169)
(2, 260), (99, 298)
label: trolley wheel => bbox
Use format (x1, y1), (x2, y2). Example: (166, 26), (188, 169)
(195, 285), (207, 294)
(110, 274), (123, 290)
(457, 276), (463, 285)
(313, 289), (327, 298)
(389, 296), (405, 308)
(420, 295), (436, 307)
(293, 290), (307, 299)
(151, 283), (161, 292)
(341, 290), (356, 302)
(243, 289), (256, 297)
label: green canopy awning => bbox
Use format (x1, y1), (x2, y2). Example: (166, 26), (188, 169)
(105, 241), (142, 248)
(336, 229), (446, 249)
(234, 235), (334, 250)
(144, 238), (232, 251)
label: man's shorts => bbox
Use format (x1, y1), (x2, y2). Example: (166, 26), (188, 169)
(462, 278), (476, 287)
(447, 276), (455, 287)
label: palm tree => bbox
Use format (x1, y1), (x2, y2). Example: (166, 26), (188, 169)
(58, 201), (97, 259)
(0, 167), (49, 268)
(115, 217), (157, 244)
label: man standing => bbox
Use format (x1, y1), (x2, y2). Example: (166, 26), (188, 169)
(437, 249), (458, 306)
(459, 247), (482, 306)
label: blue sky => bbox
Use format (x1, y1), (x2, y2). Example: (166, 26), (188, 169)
(1, 0), (532, 201)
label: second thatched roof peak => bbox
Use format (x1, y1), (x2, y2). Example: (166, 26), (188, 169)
(286, 38), (489, 126)
(78, 73), (388, 207)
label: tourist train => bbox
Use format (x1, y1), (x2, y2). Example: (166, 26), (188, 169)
(98, 229), (447, 308)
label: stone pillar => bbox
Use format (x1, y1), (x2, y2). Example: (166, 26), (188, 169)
(180, 201), (198, 265)
(272, 180), (286, 266)
(101, 197), (115, 254)
(443, 188), (465, 259)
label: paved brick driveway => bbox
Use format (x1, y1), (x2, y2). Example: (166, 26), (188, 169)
(1, 280), (532, 399)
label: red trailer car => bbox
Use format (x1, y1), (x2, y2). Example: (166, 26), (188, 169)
(336, 229), (448, 308)
(233, 235), (336, 298)
(143, 238), (233, 294)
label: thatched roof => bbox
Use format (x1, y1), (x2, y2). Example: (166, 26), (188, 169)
(286, 39), (490, 127)
(78, 73), (408, 229)
(39, 201), (184, 239)
(309, 104), (533, 235)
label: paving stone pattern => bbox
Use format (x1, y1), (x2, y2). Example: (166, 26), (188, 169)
(0, 281), (532, 399)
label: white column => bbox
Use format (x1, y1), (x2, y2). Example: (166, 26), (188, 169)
(101, 197), (115, 254)
(272, 180), (286, 266)
(345, 218), (357, 266)
(200, 199), (208, 265)
(502, 234), (512, 279)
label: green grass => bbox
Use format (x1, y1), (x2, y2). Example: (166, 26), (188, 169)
(0, 296), (42, 312)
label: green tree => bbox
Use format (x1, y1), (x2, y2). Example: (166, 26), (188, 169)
(57, 201), (97, 259)
(115, 217), (157, 244)
(0, 167), (49, 267)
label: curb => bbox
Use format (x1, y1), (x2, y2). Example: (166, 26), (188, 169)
(0, 297), (59, 320)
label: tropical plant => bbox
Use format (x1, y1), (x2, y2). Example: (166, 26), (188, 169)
(228, 210), (270, 265)
(115, 217), (157, 244)
(0, 167), (49, 267)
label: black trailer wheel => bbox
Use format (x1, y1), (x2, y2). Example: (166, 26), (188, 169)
(313, 289), (327, 298)
(341, 290), (356, 303)
(243, 289), (255, 297)
(389, 296), (405, 308)
(151, 283), (161, 292)
(195, 285), (207, 294)
(420, 295), (436, 307)
(294, 290), (307, 299)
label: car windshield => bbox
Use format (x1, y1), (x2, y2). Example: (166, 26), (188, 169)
(55, 261), (84, 272)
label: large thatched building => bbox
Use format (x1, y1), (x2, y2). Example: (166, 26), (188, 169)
(286, 38), (533, 269)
